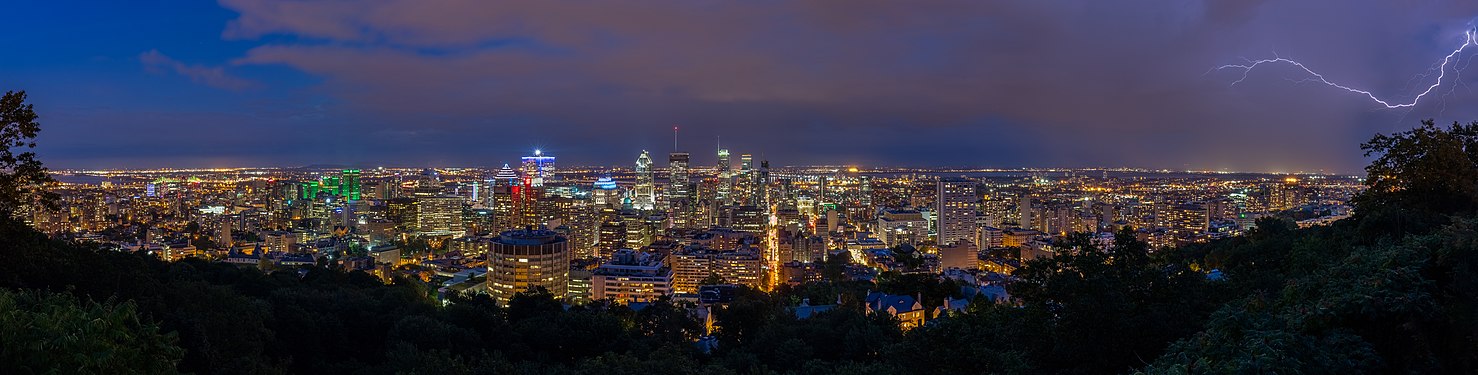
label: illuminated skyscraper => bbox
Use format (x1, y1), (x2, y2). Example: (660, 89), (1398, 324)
(752, 160), (770, 207)
(634, 151), (655, 211)
(491, 164), (521, 231)
(736, 154), (754, 204)
(936, 178), (977, 246)
(415, 195), (465, 236)
(716, 148), (732, 204)
(592, 176), (621, 209)
(486, 229), (570, 305)
(668, 152), (692, 228)
(520, 149), (555, 187)
(340, 169), (362, 201)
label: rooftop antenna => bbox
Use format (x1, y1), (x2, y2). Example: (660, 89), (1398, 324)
(673, 125), (679, 151)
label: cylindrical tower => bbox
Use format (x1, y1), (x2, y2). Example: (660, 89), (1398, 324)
(487, 229), (570, 304)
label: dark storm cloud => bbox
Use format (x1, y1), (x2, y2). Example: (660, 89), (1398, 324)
(200, 0), (1478, 171)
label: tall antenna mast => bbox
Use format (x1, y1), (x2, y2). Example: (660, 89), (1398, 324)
(673, 125), (679, 151)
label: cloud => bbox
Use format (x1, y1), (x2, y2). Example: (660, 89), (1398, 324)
(209, 0), (1478, 172)
(139, 49), (258, 90)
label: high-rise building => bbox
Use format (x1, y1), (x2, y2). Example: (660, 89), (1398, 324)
(936, 178), (977, 246)
(340, 169), (362, 201)
(735, 154), (755, 204)
(491, 164), (520, 231)
(668, 152), (692, 228)
(1018, 195), (1034, 230)
(753, 160), (770, 207)
(416, 195), (465, 236)
(591, 176), (621, 209)
(716, 148), (732, 204)
(520, 149), (555, 187)
(634, 151), (656, 211)
(596, 220), (626, 258)
(486, 229), (571, 304)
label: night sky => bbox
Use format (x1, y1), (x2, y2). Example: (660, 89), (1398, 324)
(5, 1), (1478, 173)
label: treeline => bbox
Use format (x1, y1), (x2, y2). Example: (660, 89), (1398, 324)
(2, 119), (1478, 374)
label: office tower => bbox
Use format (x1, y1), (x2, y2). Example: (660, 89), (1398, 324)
(320, 175), (341, 198)
(547, 195), (596, 258)
(754, 160), (770, 207)
(936, 178), (977, 246)
(597, 220), (626, 258)
(634, 151), (655, 211)
(299, 181), (318, 200)
(340, 169), (362, 200)
(590, 249), (673, 303)
(716, 148), (732, 204)
(416, 195), (465, 236)
(491, 164), (520, 231)
(591, 176), (621, 209)
(478, 173), (495, 206)
(731, 205), (766, 234)
(668, 152), (692, 228)
(520, 149), (555, 187)
(486, 229), (571, 304)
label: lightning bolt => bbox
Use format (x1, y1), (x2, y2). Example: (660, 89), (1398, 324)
(1215, 27), (1478, 109)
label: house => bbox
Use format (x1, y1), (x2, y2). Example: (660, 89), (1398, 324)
(864, 292), (928, 329)
(793, 297), (838, 319)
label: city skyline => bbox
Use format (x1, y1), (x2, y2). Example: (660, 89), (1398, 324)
(5, 1), (1478, 172)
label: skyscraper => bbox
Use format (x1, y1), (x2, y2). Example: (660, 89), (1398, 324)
(340, 169), (362, 201)
(1018, 194), (1034, 230)
(520, 149), (555, 187)
(591, 176), (621, 209)
(415, 195), (465, 236)
(753, 160), (770, 207)
(634, 151), (655, 211)
(486, 229), (570, 305)
(491, 164), (521, 231)
(716, 148), (732, 204)
(936, 178), (977, 246)
(668, 152), (692, 227)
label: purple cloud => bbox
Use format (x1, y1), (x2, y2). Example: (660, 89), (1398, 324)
(139, 49), (258, 90)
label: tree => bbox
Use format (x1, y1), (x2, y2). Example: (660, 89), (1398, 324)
(0, 91), (57, 214)
(1355, 119), (1478, 233)
(0, 289), (185, 374)
(700, 272), (726, 286)
(507, 287), (562, 322)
